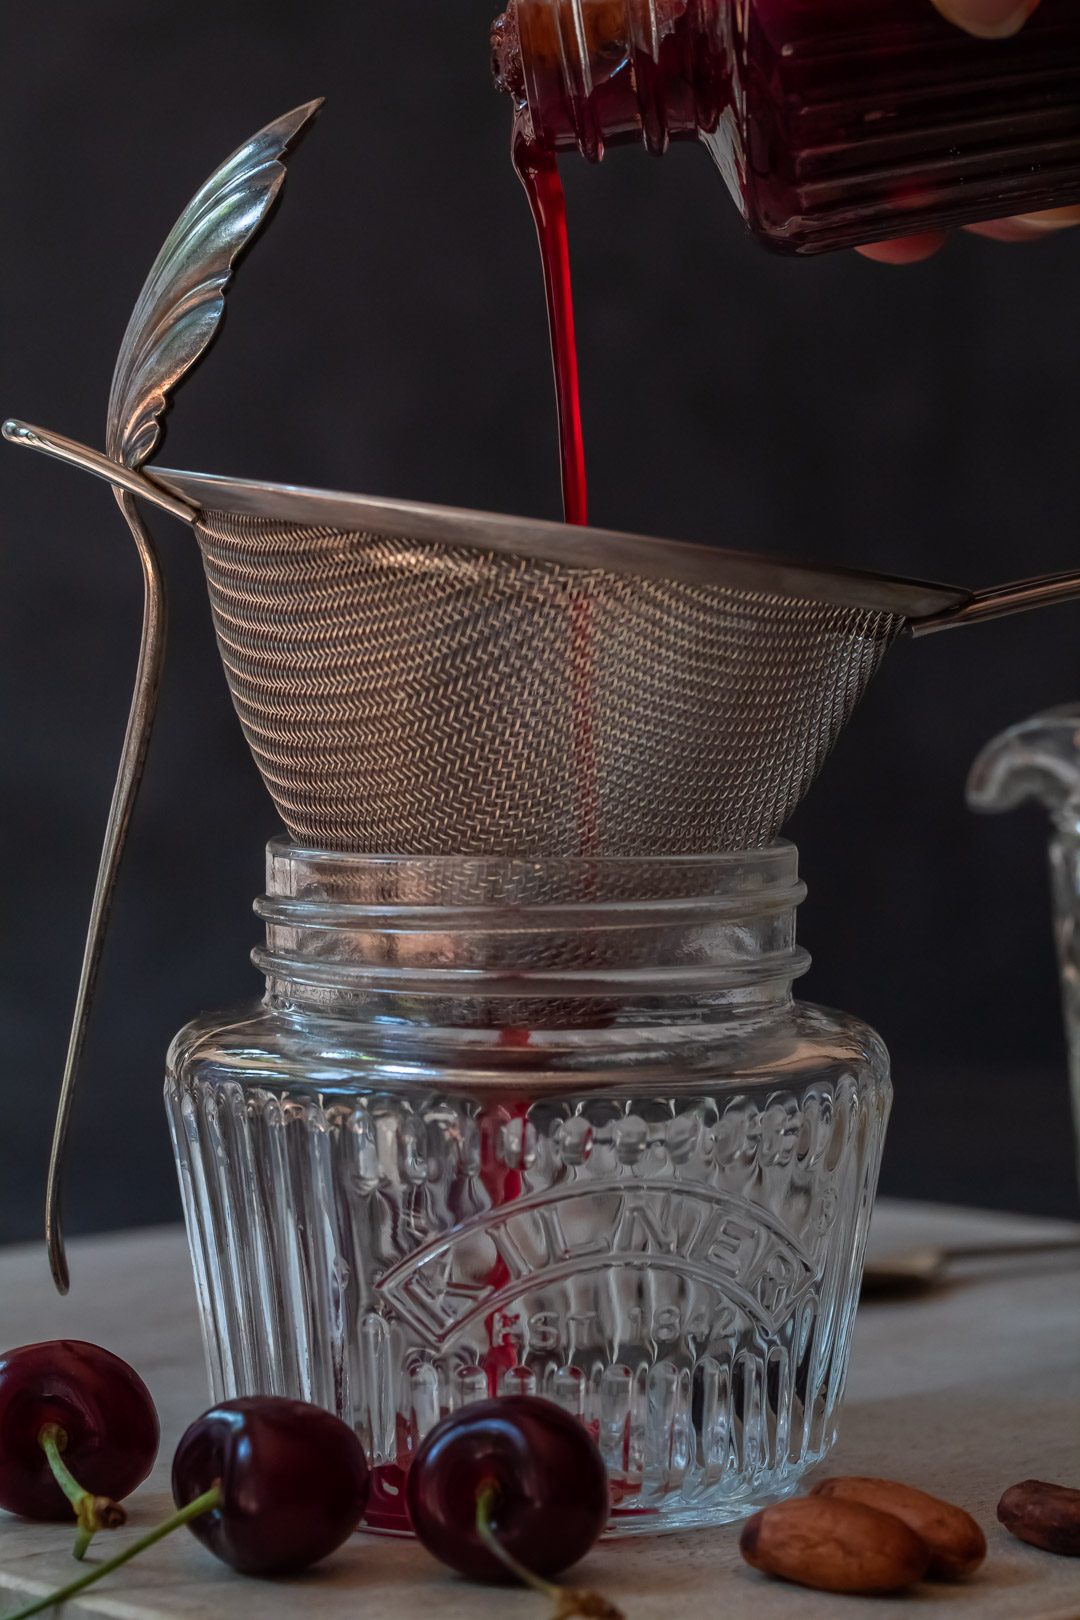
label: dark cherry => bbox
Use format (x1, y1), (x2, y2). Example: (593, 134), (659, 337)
(5, 1396), (371, 1620)
(0, 1340), (158, 1522)
(172, 1396), (370, 1575)
(406, 1395), (609, 1583)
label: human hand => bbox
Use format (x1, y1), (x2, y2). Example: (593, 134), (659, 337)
(858, 0), (1080, 263)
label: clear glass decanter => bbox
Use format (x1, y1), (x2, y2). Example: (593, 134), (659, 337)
(166, 838), (890, 1534)
(494, 0), (1080, 253)
(969, 705), (1080, 1192)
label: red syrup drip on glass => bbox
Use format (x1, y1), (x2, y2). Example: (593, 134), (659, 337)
(480, 1035), (534, 1395)
(366, 1042), (533, 1534)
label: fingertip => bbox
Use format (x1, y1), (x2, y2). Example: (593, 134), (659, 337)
(930, 0), (1039, 38)
(965, 206), (1080, 242)
(963, 218), (1043, 242)
(856, 232), (948, 265)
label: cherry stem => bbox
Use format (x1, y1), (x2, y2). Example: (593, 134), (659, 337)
(475, 1482), (561, 1599)
(474, 1485), (623, 1620)
(3, 1483), (223, 1620)
(37, 1424), (126, 1561)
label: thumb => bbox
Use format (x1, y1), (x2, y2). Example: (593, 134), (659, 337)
(931, 0), (1039, 36)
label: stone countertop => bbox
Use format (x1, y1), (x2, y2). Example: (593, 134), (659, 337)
(0, 1199), (1077, 1619)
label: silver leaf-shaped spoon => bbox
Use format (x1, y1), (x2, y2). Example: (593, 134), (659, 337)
(106, 98), (321, 469)
(6, 97), (320, 1292)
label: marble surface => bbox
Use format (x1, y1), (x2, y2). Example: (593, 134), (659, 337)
(0, 1200), (1078, 1619)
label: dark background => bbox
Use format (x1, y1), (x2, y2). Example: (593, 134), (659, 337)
(2, 1), (1078, 1248)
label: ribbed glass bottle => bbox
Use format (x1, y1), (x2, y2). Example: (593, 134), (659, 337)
(166, 839), (890, 1534)
(494, 0), (1080, 252)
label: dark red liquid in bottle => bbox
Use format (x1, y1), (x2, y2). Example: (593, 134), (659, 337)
(496, 0), (1080, 522)
(499, 0), (1080, 253)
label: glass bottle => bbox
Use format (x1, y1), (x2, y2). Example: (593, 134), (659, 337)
(166, 838), (890, 1534)
(493, 0), (1080, 253)
(969, 705), (1080, 1192)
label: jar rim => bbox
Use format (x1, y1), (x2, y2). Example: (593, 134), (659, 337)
(257, 837), (808, 1019)
(264, 837), (805, 909)
(266, 834), (799, 869)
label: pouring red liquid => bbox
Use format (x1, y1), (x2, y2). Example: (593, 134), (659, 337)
(513, 134), (589, 527)
(496, 0), (1080, 523)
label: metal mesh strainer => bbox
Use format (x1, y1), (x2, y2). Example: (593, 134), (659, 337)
(187, 505), (899, 855)
(7, 100), (1080, 1289)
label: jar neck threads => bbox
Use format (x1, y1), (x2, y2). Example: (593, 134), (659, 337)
(253, 840), (809, 1029)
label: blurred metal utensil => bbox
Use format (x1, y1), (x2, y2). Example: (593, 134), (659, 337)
(861, 1234), (1080, 1298)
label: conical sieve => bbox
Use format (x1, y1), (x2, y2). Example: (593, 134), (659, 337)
(7, 101), (1080, 1288)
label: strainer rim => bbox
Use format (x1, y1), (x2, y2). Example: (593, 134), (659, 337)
(152, 465), (969, 621)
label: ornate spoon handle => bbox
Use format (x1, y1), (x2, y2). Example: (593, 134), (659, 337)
(44, 490), (167, 1293)
(10, 98), (321, 1292)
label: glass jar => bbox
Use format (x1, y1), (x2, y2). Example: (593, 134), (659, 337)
(166, 838), (890, 1535)
(493, 0), (1080, 253)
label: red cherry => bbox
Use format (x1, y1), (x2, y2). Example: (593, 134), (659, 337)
(406, 1396), (610, 1583)
(0, 1341), (158, 1522)
(172, 1397), (369, 1575)
(4, 1396), (370, 1620)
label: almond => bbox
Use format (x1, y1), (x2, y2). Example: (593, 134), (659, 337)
(740, 1496), (931, 1594)
(813, 1475), (986, 1579)
(998, 1479), (1080, 1557)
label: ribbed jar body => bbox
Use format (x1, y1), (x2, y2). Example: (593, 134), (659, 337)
(166, 840), (890, 1535)
(497, 0), (1080, 252)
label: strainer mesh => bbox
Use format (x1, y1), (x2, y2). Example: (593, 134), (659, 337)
(195, 509), (902, 855)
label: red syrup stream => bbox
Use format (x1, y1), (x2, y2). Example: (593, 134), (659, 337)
(513, 123), (587, 528)
(370, 115), (602, 1539)
(513, 121), (600, 854)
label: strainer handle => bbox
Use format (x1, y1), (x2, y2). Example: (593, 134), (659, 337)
(2, 421), (198, 521)
(911, 568), (1080, 635)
